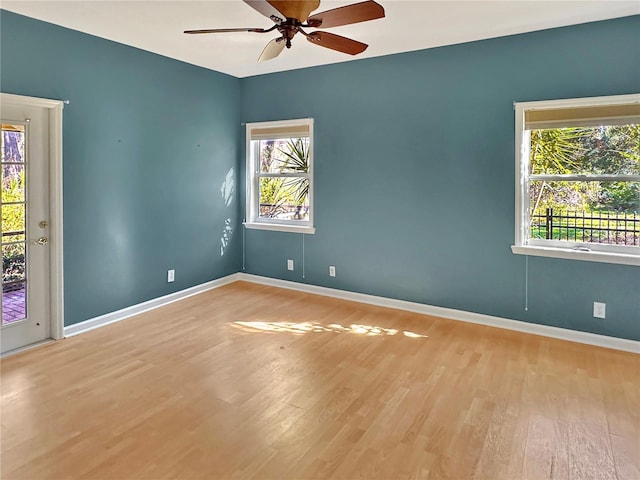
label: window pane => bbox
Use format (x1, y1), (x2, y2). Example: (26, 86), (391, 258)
(529, 125), (639, 175)
(2, 203), (26, 239)
(2, 162), (25, 203)
(529, 180), (639, 245)
(259, 177), (309, 221)
(2, 243), (26, 324)
(2, 233), (25, 243)
(1, 126), (26, 163)
(257, 138), (309, 174)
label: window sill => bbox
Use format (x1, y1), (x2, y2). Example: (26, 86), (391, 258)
(243, 222), (316, 235)
(511, 245), (640, 266)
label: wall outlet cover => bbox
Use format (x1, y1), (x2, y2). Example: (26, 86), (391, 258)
(287, 259), (294, 271)
(593, 302), (606, 319)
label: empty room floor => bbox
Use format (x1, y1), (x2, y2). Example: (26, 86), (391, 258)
(1, 281), (638, 479)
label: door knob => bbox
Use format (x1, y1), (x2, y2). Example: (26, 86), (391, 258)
(34, 236), (48, 246)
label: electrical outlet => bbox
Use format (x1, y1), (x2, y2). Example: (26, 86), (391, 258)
(593, 302), (606, 319)
(287, 259), (294, 271)
(329, 265), (336, 277)
(167, 269), (175, 283)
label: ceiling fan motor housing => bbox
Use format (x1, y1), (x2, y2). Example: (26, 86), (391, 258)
(278, 18), (303, 48)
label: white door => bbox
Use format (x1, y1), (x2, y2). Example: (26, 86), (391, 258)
(1, 101), (52, 353)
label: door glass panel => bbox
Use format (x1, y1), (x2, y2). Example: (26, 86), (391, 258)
(2, 162), (25, 203)
(1, 125), (25, 163)
(2, 204), (26, 241)
(2, 123), (27, 325)
(2, 243), (26, 324)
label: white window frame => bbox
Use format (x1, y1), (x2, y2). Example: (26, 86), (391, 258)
(244, 118), (315, 234)
(512, 94), (640, 267)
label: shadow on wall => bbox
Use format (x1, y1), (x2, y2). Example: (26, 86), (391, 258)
(221, 218), (232, 256)
(220, 168), (234, 256)
(221, 167), (234, 207)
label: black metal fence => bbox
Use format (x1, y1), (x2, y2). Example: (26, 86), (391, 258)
(259, 203), (308, 220)
(531, 208), (639, 246)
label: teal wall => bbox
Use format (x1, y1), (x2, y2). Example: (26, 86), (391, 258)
(240, 16), (640, 341)
(1, 11), (241, 326)
(2, 10), (638, 340)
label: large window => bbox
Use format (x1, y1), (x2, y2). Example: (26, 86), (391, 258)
(513, 94), (640, 266)
(245, 119), (314, 234)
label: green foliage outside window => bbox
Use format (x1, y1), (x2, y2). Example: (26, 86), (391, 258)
(530, 124), (639, 213)
(259, 138), (310, 219)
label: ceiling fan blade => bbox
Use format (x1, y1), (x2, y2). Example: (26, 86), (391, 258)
(259, 38), (286, 62)
(184, 28), (266, 34)
(267, 0), (320, 21)
(307, 0), (385, 28)
(306, 31), (368, 55)
(243, 0), (285, 21)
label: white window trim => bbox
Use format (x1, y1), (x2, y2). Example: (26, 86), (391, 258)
(512, 93), (640, 267)
(244, 118), (315, 235)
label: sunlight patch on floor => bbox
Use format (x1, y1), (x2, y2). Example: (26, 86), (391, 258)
(230, 320), (428, 338)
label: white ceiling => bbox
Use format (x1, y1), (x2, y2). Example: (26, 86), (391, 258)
(2, 1), (638, 78)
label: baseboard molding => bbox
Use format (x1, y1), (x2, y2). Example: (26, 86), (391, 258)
(237, 273), (640, 354)
(1, 338), (56, 359)
(62, 271), (639, 354)
(63, 273), (242, 338)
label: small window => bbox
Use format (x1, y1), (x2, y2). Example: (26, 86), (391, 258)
(245, 119), (314, 234)
(513, 94), (640, 266)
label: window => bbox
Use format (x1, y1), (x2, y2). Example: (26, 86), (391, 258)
(513, 94), (640, 266)
(245, 119), (315, 234)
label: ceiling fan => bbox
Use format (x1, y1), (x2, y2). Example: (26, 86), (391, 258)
(184, 0), (385, 61)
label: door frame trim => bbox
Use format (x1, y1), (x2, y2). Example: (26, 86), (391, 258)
(1, 93), (64, 340)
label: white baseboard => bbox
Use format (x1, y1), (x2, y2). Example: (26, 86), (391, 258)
(1, 339), (56, 359)
(63, 273), (241, 338)
(63, 271), (639, 355)
(237, 273), (640, 354)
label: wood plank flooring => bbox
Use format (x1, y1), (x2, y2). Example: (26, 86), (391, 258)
(1, 281), (638, 479)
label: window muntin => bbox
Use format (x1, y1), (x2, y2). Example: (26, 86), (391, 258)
(245, 119), (314, 233)
(514, 94), (640, 264)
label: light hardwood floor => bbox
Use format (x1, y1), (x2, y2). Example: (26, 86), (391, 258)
(1, 281), (638, 479)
